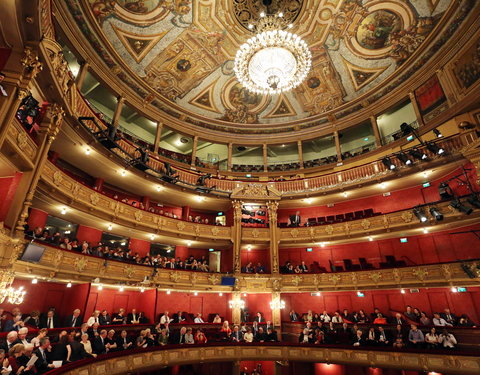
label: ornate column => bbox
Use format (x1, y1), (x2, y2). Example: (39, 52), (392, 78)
(0, 47), (43, 148)
(190, 135), (198, 167)
(230, 291), (243, 326)
(153, 121), (163, 154)
(370, 115), (382, 147)
(75, 61), (89, 91)
(232, 200), (243, 274)
(14, 104), (64, 235)
(270, 291), (283, 328)
(267, 201), (279, 274)
(227, 143), (233, 171)
(334, 131), (342, 162)
(436, 69), (458, 106)
(263, 143), (268, 172)
(408, 92), (424, 126)
(112, 96), (125, 128)
(297, 140), (304, 169)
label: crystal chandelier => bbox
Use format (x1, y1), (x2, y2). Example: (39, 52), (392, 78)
(234, 13), (311, 95)
(229, 298), (246, 309)
(269, 299), (285, 310)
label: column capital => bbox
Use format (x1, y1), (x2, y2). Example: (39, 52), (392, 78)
(20, 46), (43, 80)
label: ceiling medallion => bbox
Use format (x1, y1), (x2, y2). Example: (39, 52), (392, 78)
(234, 12), (311, 95)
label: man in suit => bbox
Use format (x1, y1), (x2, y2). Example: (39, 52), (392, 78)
(65, 309), (83, 328)
(289, 211), (301, 227)
(254, 312), (263, 323)
(127, 309), (140, 324)
(391, 313), (406, 325)
(265, 327), (278, 342)
(441, 308), (457, 326)
(34, 337), (55, 374)
(116, 330), (132, 350)
(172, 327), (187, 344)
(377, 326), (390, 346)
(337, 323), (351, 344)
(89, 322), (101, 340)
(0, 331), (20, 352)
(40, 310), (59, 329)
(289, 310), (299, 322)
(3, 314), (23, 332)
(352, 330), (364, 346)
(92, 329), (108, 354)
(265, 321), (273, 331)
(254, 327), (266, 342)
(98, 310), (111, 325)
(231, 325), (243, 342)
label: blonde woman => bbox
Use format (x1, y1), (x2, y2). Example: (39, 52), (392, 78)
(80, 333), (97, 358)
(86, 310), (100, 327)
(30, 328), (48, 347)
(212, 314), (222, 323)
(220, 321), (231, 336)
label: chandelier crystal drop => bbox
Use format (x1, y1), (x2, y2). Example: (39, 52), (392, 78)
(229, 298), (246, 309)
(234, 17), (311, 95)
(0, 285), (26, 305)
(269, 299), (286, 310)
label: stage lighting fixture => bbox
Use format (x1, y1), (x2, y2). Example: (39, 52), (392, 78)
(426, 142), (445, 155)
(409, 148), (428, 161)
(413, 207), (428, 223)
(400, 122), (414, 136)
(397, 152), (412, 165)
(433, 128), (443, 138)
(429, 207), (443, 221)
(382, 157), (396, 170)
(467, 195), (480, 208)
(450, 199), (473, 215)
(438, 182), (453, 200)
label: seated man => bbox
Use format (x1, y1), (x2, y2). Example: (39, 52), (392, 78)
(408, 324), (425, 348)
(352, 330), (364, 346)
(34, 337), (55, 374)
(265, 327), (278, 342)
(194, 313), (204, 323)
(159, 311), (173, 325)
(65, 309), (83, 328)
(92, 330), (108, 355)
(440, 308), (457, 326)
(254, 263), (265, 273)
(439, 329), (457, 349)
(377, 326), (390, 346)
(289, 310), (299, 322)
(254, 327), (267, 342)
(231, 325), (243, 342)
(127, 309), (140, 324)
(40, 310), (59, 329)
(404, 306), (417, 322)
(289, 211), (301, 227)
(433, 313), (452, 327)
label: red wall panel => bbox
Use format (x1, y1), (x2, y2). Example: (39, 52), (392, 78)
(241, 249), (270, 272)
(245, 293), (272, 321)
(0, 172), (22, 222)
(27, 208), (48, 230)
(240, 361), (274, 375)
(129, 238), (150, 257)
(75, 225), (102, 246)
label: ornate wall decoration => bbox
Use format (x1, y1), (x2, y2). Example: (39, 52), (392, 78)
(16, 132), (28, 151)
(169, 271), (180, 283)
(134, 210), (143, 222)
(454, 37), (480, 90)
(74, 257), (88, 272)
(90, 193), (100, 205)
(124, 265), (135, 278)
(53, 171), (63, 186)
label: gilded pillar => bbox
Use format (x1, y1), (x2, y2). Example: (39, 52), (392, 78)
(370, 115), (382, 147)
(232, 200), (243, 274)
(190, 135), (198, 167)
(267, 201), (279, 274)
(409, 92), (424, 126)
(75, 61), (89, 91)
(227, 143), (233, 171)
(14, 104), (65, 235)
(153, 122), (163, 154)
(270, 291), (283, 329)
(230, 291), (242, 326)
(297, 140), (304, 169)
(112, 96), (125, 128)
(334, 131), (342, 162)
(263, 143), (268, 172)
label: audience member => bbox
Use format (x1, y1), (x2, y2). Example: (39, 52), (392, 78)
(425, 327), (440, 349)
(408, 324), (424, 348)
(65, 309), (83, 328)
(439, 329), (457, 349)
(433, 313), (452, 327)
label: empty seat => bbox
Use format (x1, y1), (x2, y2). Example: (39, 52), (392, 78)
(364, 208), (374, 217)
(307, 217), (317, 226)
(317, 217), (326, 225)
(335, 214), (344, 222)
(359, 257), (374, 270)
(326, 215), (335, 224)
(345, 212), (354, 221)
(354, 210), (364, 219)
(344, 259), (361, 271)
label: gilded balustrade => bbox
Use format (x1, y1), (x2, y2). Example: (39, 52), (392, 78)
(46, 344), (480, 375)
(39, 162), (232, 242)
(4, 119), (38, 169)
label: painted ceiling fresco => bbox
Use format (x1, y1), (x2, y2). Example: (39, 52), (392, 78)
(66, 0), (453, 124)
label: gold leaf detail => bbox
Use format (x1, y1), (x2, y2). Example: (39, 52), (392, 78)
(290, 228), (299, 238)
(53, 171), (63, 186)
(361, 219), (370, 230)
(74, 257), (88, 272)
(251, 228), (259, 238)
(90, 193), (99, 205)
(211, 226), (220, 236)
(124, 265), (135, 279)
(208, 274), (219, 285)
(170, 272), (180, 282)
(401, 211), (413, 223)
(177, 222), (186, 231)
(291, 275), (302, 286)
(135, 210), (143, 222)
(325, 225), (334, 235)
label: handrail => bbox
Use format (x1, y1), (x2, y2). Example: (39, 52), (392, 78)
(43, 342), (480, 375)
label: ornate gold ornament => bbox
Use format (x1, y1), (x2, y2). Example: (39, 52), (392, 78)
(412, 268), (429, 281)
(291, 275), (302, 286)
(124, 265), (135, 279)
(251, 228), (260, 238)
(325, 225), (334, 235)
(90, 193), (100, 205)
(21, 47), (43, 78)
(401, 211), (413, 223)
(208, 274), (219, 285)
(134, 210), (143, 222)
(74, 257), (88, 272)
(361, 219), (371, 230)
(290, 228), (299, 238)
(176, 222), (186, 231)
(369, 272), (382, 283)
(53, 171), (63, 186)
(211, 227), (220, 236)
(16, 132), (28, 150)
(169, 271), (180, 283)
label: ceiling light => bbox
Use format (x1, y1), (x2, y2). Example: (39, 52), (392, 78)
(247, 245), (252, 251)
(426, 142), (444, 155)
(304, 198), (313, 204)
(120, 170), (127, 177)
(166, 290), (171, 295)
(97, 285), (103, 291)
(423, 228), (429, 234)
(32, 278), (38, 284)
(368, 236), (373, 241)
(85, 148), (91, 156)
(234, 17), (311, 95)
(248, 24), (254, 29)
(400, 289), (405, 294)
(379, 182), (387, 189)
(243, 293), (247, 297)
(219, 292), (223, 296)
(107, 224), (113, 231)
(342, 192), (348, 198)
(66, 282), (72, 288)
(150, 234), (156, 241)
(451, 287), (458, 293)
(195, 195), (205, 202)
(156, 185), (162, 192)
(140, 287), (145, 293)
(382, 157), (396, 170)
(413, 207), (428, 223)
(278, 12), (284, 17)
(194, 291), (198, 296)
(187, 241), (192, 247)
(319, 242), (326, 248)
(119, 286), (124, 292)
(433, 128), (443, 138)
(60, 207), (67, 215)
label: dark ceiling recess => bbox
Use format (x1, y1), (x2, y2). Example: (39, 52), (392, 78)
(180, 137), (190, 144)
(236, 146), (247, 152)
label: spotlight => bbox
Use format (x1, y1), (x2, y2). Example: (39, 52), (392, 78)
(382, 157), (396, 170)
(409, 148), (428, 161)
(397, 152), (412, 166)
(400, 289), (405, 294)
(451, 287), (458, 293)
(438, 182), (453, 200)
(467, 195), (480, 208)
(433, 128), (443, 138)
(413, 207), (428, 223)
(429, 207), (443, 221)
(426, 142), (444, 155)
(66, 282), (72, 288)
(32, 278), (38, 284)
(400, 122), (414, 136)
(97, 285), (103, 291)
(450, 199), (473, 215)
(166, 290), (171, 295)
(219, 292), (223, 296)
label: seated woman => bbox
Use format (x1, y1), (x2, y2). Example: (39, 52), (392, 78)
(244, 327), (254, 343)
(157, 328), (169, 346)
(212, 314), (222, 323)
(425, 327), (440, 349)
(8, 344), (34, 375)
(30, 328), (48, 348)
(105, 330), (117, 351)
(184, 328), (195, 344)
(23, 311), (40, 328)
(195, 329), (208, 344)
(373, 313), (387, 324)
(145, 329), (155, 347)
(299, 328), (313, 344)
(220, 321), (232, 337)
(80, 333), (96, 358)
